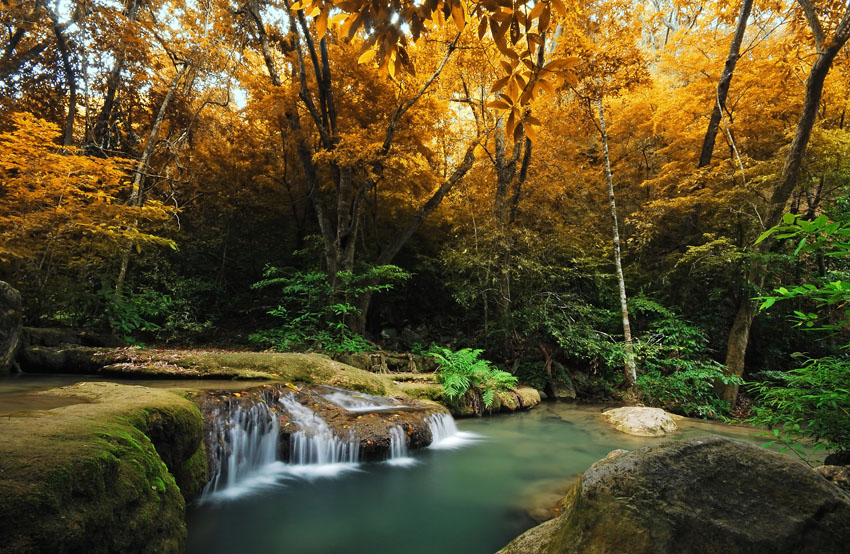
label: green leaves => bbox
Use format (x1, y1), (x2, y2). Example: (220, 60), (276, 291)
(749, 355), (850, 455)
(430, 347), (518, 408)
(250, 264), (409, 352)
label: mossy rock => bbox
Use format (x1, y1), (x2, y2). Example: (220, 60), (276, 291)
(0, 382), (207, 554)
(498, 436), (850, 554)
(19, 347), (403, 398)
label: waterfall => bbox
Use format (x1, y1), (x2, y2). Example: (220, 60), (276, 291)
(386, 426), (416, 467)
(201, 400), (281, 500)
(426, 413), (481, 450)
(197, 386), (479, 501)
(277, 394), (360, 478)
(320, 386), (408, 413)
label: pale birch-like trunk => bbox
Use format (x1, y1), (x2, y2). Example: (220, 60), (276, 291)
(598, 95), (637, 390)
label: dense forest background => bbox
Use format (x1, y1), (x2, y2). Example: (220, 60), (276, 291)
(3, 0), (850, 437)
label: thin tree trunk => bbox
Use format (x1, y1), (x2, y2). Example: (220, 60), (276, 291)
(114, 55), (194, 297)
(698, 0), (753, 168)
(539, 343), (559, 399)
(719, 1), (850, 406)
(50, 14), (77, 146)
(598, 95), (637, 390)
(91, 0), (140, 151)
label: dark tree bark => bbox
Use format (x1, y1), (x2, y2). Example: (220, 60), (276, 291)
(0, 0), (48, 81)
(90, 0), (140, 152)
(0, 281), (23, 375)
(720, 0), (850, 406)
(49, 10), (77, 146)
(251, 2), (474, 334)
(698, 0), (753, 168)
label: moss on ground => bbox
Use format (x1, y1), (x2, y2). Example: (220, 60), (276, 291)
(22, 347), (404, 397)
(0, 382), (207, 554)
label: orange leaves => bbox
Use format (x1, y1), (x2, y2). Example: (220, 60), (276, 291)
(0, 112), (174, 264)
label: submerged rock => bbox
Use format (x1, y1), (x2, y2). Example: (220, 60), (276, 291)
(601, 406), (678, 436)
(498, 436), (850, 554)
(0, 382), (206, 554)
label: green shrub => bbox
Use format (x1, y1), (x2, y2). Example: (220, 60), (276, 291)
(631, 298), (739, 417)
(749, 213), (850, 454)
(250, 265), (409, 352)
(749, 355), (850, 455)
(429, 347), (518, 408)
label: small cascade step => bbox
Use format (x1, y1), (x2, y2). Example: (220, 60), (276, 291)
(201, 398), (280, 497)
(278, 394), (360, 466)
(195, 383), (468, 499)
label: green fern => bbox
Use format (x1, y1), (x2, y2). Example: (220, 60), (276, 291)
(430, 347), (518, 408)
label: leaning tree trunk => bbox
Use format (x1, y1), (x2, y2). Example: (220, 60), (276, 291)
(114, 55), (194, 297)
(348, 142), (478, 335)
(598, 95), (638, 391)
(719, 1), (850, 406)
(698, 0), (753, 168)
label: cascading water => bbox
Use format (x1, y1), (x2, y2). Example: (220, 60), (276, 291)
(197, 385), (479, 501)
(426, 413), (481, 450)
(201, 399), (281, 500)
(277, 394), (360, 477)
(320, 386), (408, 413)
(386, 425), (416, 467)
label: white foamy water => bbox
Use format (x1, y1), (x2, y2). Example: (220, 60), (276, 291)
(199, 392), (482, 503)
(278, 394), (361, 466)
(321, 386), (408, 413)
(426, 413), (482, 450)
(386, 425), (418, 467)
(200, 401), (281, 502)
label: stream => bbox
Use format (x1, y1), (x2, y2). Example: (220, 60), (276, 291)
(186, 401), (788, 554)
(0, 373), (805, 554)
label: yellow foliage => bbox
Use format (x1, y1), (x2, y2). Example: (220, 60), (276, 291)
(0, 112), (174, 269)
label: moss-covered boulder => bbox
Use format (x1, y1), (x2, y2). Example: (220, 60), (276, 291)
(498, 436), (850, 554)
(0, 382), (207, 554)
(438, 386), (542, 417)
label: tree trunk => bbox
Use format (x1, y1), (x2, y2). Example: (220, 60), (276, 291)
(90, 0), (140, 152)
(698, 0), (753, 168)
(50, 13), (77, 146)
(348, 142), (478, 334)
(0, 281), (23, 374)
(114, 54), (194, 297)
(539, 343), (559, 399)
(598, 95), (638, 390)
(719, 2), (850, 405)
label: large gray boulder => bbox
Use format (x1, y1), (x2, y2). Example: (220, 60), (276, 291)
(0, 281), (22, 374)
(499, 436), (850, 554)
